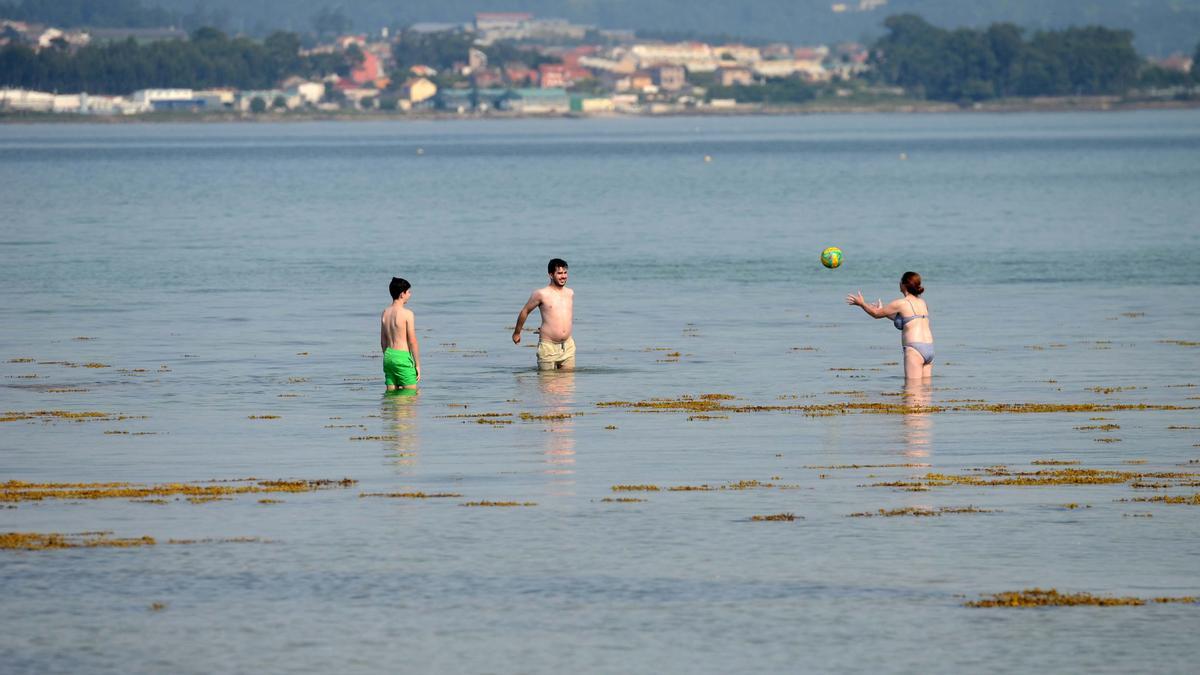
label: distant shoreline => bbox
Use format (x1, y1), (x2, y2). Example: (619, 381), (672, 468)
(3, 96), (1197, 124)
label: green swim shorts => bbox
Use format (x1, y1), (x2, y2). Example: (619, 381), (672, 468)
(383, 348), (418, 387)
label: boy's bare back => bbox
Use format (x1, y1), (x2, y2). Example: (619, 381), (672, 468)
(380, 304), (414, 351)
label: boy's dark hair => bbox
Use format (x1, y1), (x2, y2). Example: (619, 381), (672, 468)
(389, 277), (411, 300)
(547, 258), (568, 274)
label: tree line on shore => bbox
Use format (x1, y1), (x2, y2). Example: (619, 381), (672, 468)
(871, 14), (1198, 101)
(1, 14), (1196, 101)
(0, 28), (358, 93)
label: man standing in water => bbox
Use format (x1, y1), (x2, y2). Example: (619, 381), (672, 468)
(513, 258), (575, 370)
(381, 277), (420, 391)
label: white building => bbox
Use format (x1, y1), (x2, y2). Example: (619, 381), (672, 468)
(713, 44), (762, 64)
(51, 94), (81, 113)
(131, 89), (195, 105)
(286, 81), (326, 105)
(0, 88), (54, 111)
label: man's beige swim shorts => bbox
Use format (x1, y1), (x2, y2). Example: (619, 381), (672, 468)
(537, 336), (576, 369)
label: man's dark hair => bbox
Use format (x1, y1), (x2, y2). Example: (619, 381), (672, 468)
(547, 258), (568, 274)
(389, 277), (411, 300)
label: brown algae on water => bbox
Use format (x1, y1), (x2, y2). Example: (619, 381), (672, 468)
(461, 501), (536, 507)
(519, 412), (578, 421)
(848, 506), (994, 518)
(966, 588), (1197, 608)
(1128, 493), (1200, 505)
(750, 513), (799, 521)
(804, 463), (931, 470)
(360, 492), (463, 499)
(600, 497), (647, 503)
(613, 479), (798, 493)
(595, 395), (1193, 417)
(870, 467), (1200, 490)
(1, 410), (131, 423)
(1, 478), (357, 503)
(1, 531), (156, 550)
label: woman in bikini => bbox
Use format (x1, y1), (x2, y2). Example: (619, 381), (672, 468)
(846, 271), (933, 381)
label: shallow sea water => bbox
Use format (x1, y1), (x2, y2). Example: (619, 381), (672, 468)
(2, 111), (1199, 673)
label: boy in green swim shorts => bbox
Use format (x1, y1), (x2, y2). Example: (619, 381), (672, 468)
(381, 277), (420, 391)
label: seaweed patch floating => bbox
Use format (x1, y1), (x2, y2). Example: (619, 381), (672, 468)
(0, 478), (357, 503)
(612, 479), (799, 493)
(748, 509), (796, 521)
(1, 531), (156, 550)
(359, 492), (462, 499)
(965, 588), (1197, 608)
(460, 501), (537, 507)
(869, 467), (1200, 490)
(600, 497), (646, 503)
(847, 506), (995, 517)
(247, 415), (280, 420)
(1127, 493), (1200, 505)
(804, 463), (931, 469)
(519, 412), (578, 421)
(1087, 386), (1139, 394)
(1031, 460), (1081, 465)
(1, 410), (140, 423)
(594, 395), (1194, 416)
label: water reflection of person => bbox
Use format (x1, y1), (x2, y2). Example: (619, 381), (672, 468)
(902, 379), (932, 458)
(382, 389), (420, 470)
(536, 370), (577, 490)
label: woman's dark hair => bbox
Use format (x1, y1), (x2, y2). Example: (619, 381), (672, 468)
(901, 271), (924, 297)
(389, 277), (411, 300)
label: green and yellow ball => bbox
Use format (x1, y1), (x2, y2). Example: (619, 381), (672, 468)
(820, 246), (843, 269)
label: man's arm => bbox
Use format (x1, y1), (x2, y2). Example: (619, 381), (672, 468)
(406, 311), (420, 381)
(512, 292), (540, 344)
(380, 313), (388, 352)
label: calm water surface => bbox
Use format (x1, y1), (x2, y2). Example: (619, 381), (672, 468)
(2, 112), (1200, 673)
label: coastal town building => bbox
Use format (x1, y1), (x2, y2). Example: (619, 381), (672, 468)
(401, 78), (438, 104)
(501, 88), (571, 114)
(281, 79), (325, 106)
(473, 13), (590, 44)
(652, 66), (687, 92)
(0, 12), (886, 116)
(714, 67), (755, 87)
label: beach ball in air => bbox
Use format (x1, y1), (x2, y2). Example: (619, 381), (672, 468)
(821, 247), (843, 269)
